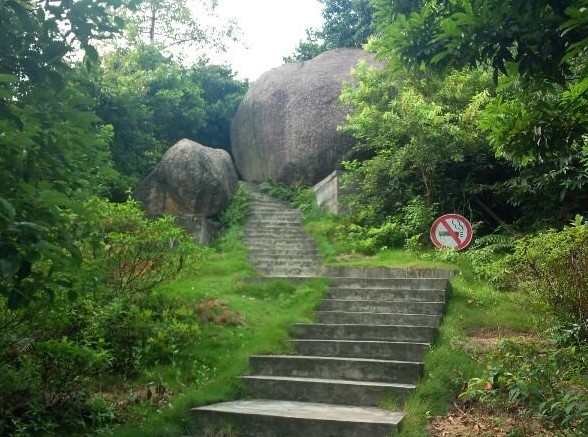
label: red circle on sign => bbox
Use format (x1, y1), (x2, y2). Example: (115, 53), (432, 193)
(430, 214), (473, 250)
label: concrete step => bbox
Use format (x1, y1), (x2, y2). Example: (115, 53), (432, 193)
(244, 220), (304, 227)
(192, 399), (404, 437)
(243, 228), (310, 236)
(319, 299), (445, 315)
(328, 277), (449, 290)
(246, 221), (306, 228)
(251, 260), (320, 269)
(244, 240), (318, 248)
(248, 205), (299, 213)
(327, 287), (445, 302)
(242, 375), (415, 406)
(247, 211), (303, 218)
(291, 339), (429, 362)
(249, 355), (423, 384)
(248, 248), (321, 257)
(257, 268), (320, 277)
(324, 266), (455, 279)
(316, 311), (441, 327)
(292, 323), (437, 343)
(242, 233), (312, 241)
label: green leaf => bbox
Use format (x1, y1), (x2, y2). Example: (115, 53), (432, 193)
(0, 197), (16, 221)
(0, 74), (18, 84)
(1, 256), (21, 278)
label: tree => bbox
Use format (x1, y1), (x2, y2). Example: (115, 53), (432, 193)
(94, 45), (207, 189)
(370, 0), (588, 161)
(285, 0), (374, 62)
(93, 46), (247, 191)
(340, 63), (515, 230)
(366, 0), (588, 219)
(189, 62), (249, 150)
(122, 0), (238, 59)
(0, 0), (126, 309)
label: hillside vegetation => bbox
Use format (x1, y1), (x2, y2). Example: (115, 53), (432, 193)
(2, 0), (588, 435)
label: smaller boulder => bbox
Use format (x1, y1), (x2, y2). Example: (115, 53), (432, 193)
(134, 139), (238, 218)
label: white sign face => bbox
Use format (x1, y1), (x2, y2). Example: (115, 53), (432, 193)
(430, 214), (473, 250)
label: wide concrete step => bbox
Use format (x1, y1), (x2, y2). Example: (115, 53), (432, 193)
(328, 277), (449, 290)
(243, 234), (314, 242)
(249, 206), (299, 213)
(291, 339), (429, 362)
(247, 211), (303, 219)
(258, 268), (320, 277)
(327, 287), (445, 302)
(319, 299), (444, 315)
(245, 241), (318, 249)
(249, 355), (423, 384)
(243, 226), (308, 238)
(246, 219), (305, 226)
(292, 323), (437, 343)
(324, 266), (455, 279)
(316, 311), (441, 327)
(242, 375), (415, 406)
(248, 248), (321, 257)
(245, 222), (306, 229)
(251, 260), (320, 269)
(192, 399), (404, 437)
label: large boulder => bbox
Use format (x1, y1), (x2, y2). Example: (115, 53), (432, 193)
(231, 48), (380, 185)
(134, 139), (238, 218)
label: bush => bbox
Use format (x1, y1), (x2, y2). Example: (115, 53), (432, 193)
(511, 216), (588, 335)
(461, 334), (588, 433)
(0, 198), (207, 434)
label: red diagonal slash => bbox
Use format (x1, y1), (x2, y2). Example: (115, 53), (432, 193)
(439, 217), (463, 248)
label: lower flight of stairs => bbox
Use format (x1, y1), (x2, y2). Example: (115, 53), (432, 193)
(191, 185), (454, 436)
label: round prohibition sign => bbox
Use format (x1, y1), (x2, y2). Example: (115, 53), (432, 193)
(430, 213), (473, 250)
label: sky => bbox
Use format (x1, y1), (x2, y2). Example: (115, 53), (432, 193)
(205, 0), (324, 82)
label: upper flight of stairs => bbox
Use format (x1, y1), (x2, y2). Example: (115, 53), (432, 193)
(242, 184), (321, 277)
(191, 185), (454, 437)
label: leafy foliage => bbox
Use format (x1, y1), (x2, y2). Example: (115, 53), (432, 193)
(461, 336), (588, 433)
(121, 0), (238, 57)
(0, 200), (206, 434)
(92, 45), (247, 191)
(509, 217), (588, 335)
(369, 0), (588, 205)
(285, 0), (374, 62)
(339, 62), (514, 247)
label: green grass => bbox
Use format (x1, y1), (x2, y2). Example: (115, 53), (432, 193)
(298, 207), (547, 437)
(108, 227), (329, 437)
(109, 190), (547, 437)
(397, 271), (543, 436)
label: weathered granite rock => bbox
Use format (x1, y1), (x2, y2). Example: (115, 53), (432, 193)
(231, 48), (380, 185)
(134, 138), (238, 218)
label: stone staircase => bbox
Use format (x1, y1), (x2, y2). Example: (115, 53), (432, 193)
(242, 185), (321, 277)
(192, 186), (453, 437)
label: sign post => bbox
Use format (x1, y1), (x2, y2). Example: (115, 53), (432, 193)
(430, 214), (473, 250)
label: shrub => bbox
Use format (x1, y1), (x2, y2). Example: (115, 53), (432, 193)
(511, 216), (588, 335)
(460, 335), (588, 433)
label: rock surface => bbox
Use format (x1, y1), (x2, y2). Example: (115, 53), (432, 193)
(231, 48), (380, 186)
(134, 138), (238, 218)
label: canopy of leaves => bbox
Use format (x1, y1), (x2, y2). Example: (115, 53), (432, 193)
(370, 0), (588, 171)
(285, 0), (374, 62)
(121, 0), (239, 59)
(92, 45), (247, 192)
(340, 63), (516, 230)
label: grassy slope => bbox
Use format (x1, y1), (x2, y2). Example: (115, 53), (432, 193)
(109, 227), (328, 437)
(300, 209), (543, 436)
(110, 194), (543, 437)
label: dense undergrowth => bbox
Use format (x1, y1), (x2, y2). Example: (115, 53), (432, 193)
(92, 184), (328, 437)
